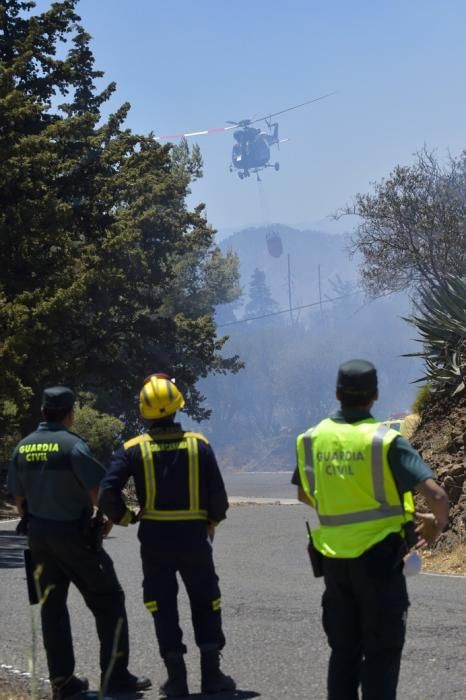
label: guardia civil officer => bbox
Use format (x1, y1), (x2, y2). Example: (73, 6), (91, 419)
(293, 360), (449, 700)
(98, 374), (236, 698)
(7, 387), (151, 700)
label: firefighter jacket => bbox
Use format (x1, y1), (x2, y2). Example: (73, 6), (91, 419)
(297, 418), (413, 558)
(99, 422), (229, 547)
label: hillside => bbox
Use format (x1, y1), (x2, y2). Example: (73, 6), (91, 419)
(412, 393), (466, 548)
(199, 225), (423, 463)
(219, 224), (358, 311)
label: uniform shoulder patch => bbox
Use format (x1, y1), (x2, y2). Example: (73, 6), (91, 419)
(124, 434), (152, 450)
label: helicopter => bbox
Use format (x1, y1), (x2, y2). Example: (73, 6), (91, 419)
(154, 92), (335, 180)
(229, 118), (281, 179)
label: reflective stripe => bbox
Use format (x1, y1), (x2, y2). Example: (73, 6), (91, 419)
(141, 509), (208, 521)
(124, 433), (151, 449)
(319, 504), (404, 525)
(145, 600), (158, 613)
(187, 437), (200, 512)
(371, 424), (390, 506)
(212, 597), (221, 611)
(139, 434), (206, 521)
(302, 428), (315, 496)
(140, 441), (156, 512)
(148, 431), (209, 444)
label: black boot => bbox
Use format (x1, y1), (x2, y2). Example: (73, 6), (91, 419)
(159, 653), (189, 698)
(106, 671), (152, 693)
(200, 650), (236, 694)
(52, 675), (89, 700)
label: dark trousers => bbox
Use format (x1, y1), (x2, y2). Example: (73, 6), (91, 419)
(321, 535), (409, 700)
(28, 517), (129, 686)
(141, 539), (225, 658)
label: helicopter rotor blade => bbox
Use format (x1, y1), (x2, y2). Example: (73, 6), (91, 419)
(154, 124), (236, 141)
(153, 93), (335, 142)
(248, 91), (337, 126)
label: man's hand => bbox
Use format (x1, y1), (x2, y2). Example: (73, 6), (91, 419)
(415, 478), (449, 548)
(14, 496), (26, 518)
(297, 487), (314, 507)
(414, 512), (443, 548)
(102, 516), (113, 538)
(207, 523), (216, 543)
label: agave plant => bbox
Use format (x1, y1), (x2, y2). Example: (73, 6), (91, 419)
(404, 272), (466, 396)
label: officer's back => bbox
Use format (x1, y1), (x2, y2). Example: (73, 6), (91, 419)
(100, 374), (228, 546)
(99, 374), (234, 697)
(8, 386), (151, 698)
(10, 387), (100, 522)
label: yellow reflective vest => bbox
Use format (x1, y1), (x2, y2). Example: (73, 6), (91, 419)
(297, 417), (412, 558)
(124, 431), (209, 522)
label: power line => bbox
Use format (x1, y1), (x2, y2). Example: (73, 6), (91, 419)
(217, 290), (362, 328)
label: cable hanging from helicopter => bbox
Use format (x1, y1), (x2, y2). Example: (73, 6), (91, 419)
(256, 175), (283, 258)
(153, 92), (336, 180)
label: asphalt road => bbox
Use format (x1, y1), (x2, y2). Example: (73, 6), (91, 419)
(1, 503), (465, 699)
(223, 472), (296, 499)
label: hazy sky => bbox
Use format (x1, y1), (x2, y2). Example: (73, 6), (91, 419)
(35, 0), (466, 235)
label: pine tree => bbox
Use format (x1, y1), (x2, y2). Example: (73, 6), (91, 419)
(244, 268), (278, 318)
(0, 0), (241, 460)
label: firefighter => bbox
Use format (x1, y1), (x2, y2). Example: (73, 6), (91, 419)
(7, 386), (151, 700)
(293, 360), (449, 700)
(98, 374), (236, 698)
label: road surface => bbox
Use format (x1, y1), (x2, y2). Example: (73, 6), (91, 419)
(1, 496), (465, 698)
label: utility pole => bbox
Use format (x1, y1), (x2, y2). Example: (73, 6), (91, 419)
(318, 264), (323, 314)
(287, 253), (293, 323)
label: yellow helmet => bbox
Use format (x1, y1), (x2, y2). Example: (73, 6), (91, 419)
(139, 374), (185, 419)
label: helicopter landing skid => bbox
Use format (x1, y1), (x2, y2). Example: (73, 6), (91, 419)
(235, 162), (280, 180)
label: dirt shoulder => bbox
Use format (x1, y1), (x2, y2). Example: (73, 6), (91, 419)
(411, 393), (466, 550)
(0, 484), (17, 521)
(422, 544), (466, 575)
(0, 502), (17, 520)
(0, 668), (48, 700)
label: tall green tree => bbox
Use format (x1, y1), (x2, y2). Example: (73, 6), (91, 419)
(0, 0), (241, 460)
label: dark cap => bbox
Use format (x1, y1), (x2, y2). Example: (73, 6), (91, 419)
(336, 359), (378, 396)
(41, 386), (76, 412)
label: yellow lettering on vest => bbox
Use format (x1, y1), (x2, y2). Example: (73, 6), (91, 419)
(150, 441), (187, 452)
(26, 453), (48, 462)
(325, 464), (355, 476)
(52, 443), (59, 452)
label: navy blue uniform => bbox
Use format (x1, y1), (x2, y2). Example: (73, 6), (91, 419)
(8, 422), (131, 688)
(99, 421), (229, 657)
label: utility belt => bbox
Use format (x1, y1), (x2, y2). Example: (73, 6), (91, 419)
(306, 522), (418, 578)
(26, 509), (108, 552)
